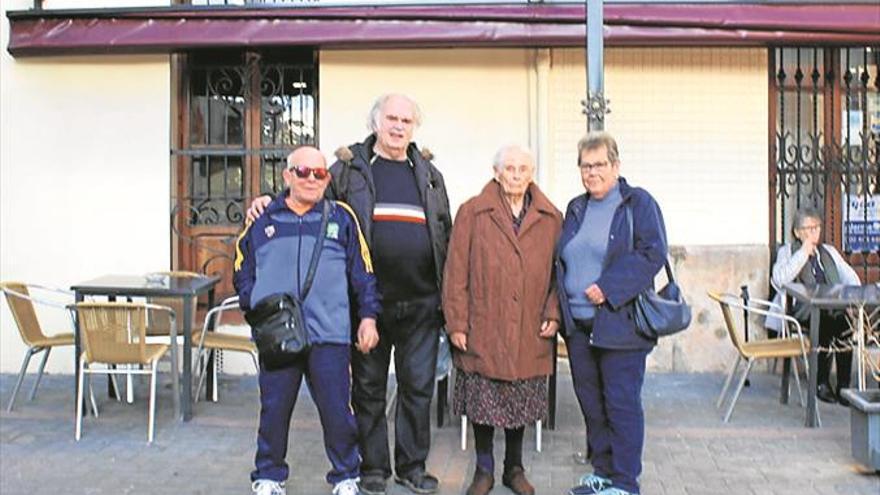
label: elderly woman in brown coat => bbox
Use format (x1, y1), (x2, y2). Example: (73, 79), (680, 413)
(443, 144), (562, 495)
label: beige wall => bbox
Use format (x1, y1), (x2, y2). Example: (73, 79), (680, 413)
(0, 1), (171, 373)
(546, 47), (769, 246)
(319, 49), (535, 212)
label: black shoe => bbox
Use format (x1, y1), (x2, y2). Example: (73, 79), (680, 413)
(837, 388), (851, 407)
(502, 466), (535, 495)
(465, 467), (494, 495)
(359, 475), (387, 495)
(817, 384), (838, 404)
(394, 470), (439, 494)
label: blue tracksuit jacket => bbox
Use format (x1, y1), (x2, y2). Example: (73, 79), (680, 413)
(233, 195), (381, 345)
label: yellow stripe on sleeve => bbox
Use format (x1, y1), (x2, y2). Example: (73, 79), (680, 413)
(335, 201), (374, 273)
(233, 222), (252, 272)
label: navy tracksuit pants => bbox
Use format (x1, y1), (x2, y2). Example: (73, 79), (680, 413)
(565, 324), (650, 494)
(251, 343), (360, 485)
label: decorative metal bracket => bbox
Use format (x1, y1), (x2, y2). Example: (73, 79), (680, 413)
(581, 92), (611, 123)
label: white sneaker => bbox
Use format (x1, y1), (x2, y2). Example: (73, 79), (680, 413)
(332, 477), (361, 495)
(252, 479), (286, 495)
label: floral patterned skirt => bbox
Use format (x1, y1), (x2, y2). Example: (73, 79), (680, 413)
(452, 369), (547, 429)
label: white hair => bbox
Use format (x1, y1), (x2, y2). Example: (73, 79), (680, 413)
(492, 144), (536, 171)
(367, 93), (423, 132)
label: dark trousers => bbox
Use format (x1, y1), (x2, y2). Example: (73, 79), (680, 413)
(252, 344), (359, 485)
(814, 311), (853, 391)
(565, 326), (649, 494)
(352, 295), (441, 479)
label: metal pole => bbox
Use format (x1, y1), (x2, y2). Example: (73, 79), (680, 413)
(740, 285), (751, 387)
(584, 0), (609, 131)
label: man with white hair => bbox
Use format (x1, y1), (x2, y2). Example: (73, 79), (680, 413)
(248, 94), (451, 495)
(330, 94), (451, 495)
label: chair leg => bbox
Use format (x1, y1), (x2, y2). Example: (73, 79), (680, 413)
(126, 366), (134, 404)
(535, 419), (542, 453)
(461, 415), (468, 451)
(194, 358), (205, 404)
(194, 349), (210, 404)
(211, 350), (219, 402)
(723, 358), (754, 423)
(75, 359), (85, 441)
(7, 348), (35, 412)
(148, 362), (158, 443)
(717, 355), (742, 408)
(792, 358), (806, 407)
(88, 378), (99, 418)
(250, 352), (259, 373)
(28, 348), (50, 401)
(109, 374), (122, 402)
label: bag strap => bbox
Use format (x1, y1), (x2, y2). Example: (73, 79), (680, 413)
(300, 200), (331, 301)
(625, 203), (676, 283)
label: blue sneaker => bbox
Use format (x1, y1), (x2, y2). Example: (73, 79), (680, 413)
(568, 474), (612, 495)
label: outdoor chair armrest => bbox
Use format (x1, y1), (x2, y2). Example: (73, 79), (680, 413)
(746, 296), (783, 312)
(1, 285), (71, 310)
(719, 293), (806, 340)
(196, 298), (244, 351)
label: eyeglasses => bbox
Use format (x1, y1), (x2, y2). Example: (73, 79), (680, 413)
(579, 161), (610, 172)
(289, 165), (329, 180)
(798, 223), (822, 232)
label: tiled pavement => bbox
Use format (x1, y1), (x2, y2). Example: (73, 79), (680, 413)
(1, 367), (877, 495)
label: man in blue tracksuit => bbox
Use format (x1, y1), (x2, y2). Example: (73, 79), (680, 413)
(234, 146), (381, 495)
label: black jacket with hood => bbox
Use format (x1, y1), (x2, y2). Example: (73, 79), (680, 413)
(327, 134), (453, 292)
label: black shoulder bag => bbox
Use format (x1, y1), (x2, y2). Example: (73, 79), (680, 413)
(246, 201), (330, 362)
(625, 205), (692, 339)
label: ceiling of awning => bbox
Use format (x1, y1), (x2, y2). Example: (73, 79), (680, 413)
(7, 3), (880, 57)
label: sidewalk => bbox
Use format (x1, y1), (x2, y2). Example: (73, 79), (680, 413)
(1, 367), (877, 495)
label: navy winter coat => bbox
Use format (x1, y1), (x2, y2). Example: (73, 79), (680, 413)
(327, 134), (452, 292)
(555, 178), (668, 349)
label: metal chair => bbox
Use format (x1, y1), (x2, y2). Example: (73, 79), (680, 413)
(0, 282), (75, 412)
(192, 295), (258, 403)
(70, 301), (174, 443)
(107, 270), (197, 404)
(145, 270), (200, 339)
(708, 292), (811, 422)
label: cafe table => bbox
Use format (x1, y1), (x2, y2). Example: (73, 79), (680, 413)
(71, 274), (221, 421)
(783, 283), (880, 427)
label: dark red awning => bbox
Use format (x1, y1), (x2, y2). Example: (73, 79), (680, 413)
(7, 3), (880, 56)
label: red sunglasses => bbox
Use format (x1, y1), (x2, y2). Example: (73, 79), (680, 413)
(289, 165), (329, 180)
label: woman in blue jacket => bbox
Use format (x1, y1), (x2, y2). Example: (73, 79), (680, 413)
(557, 132), (667, 495)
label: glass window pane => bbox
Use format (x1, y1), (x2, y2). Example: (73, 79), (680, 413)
(187, 155), (244, 226)
(261, 64), (316, 146)
(189, 66), (246, 146)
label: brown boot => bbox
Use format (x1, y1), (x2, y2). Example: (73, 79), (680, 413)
(465, 467), (494, 495)
(502, 466), (535, 495)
